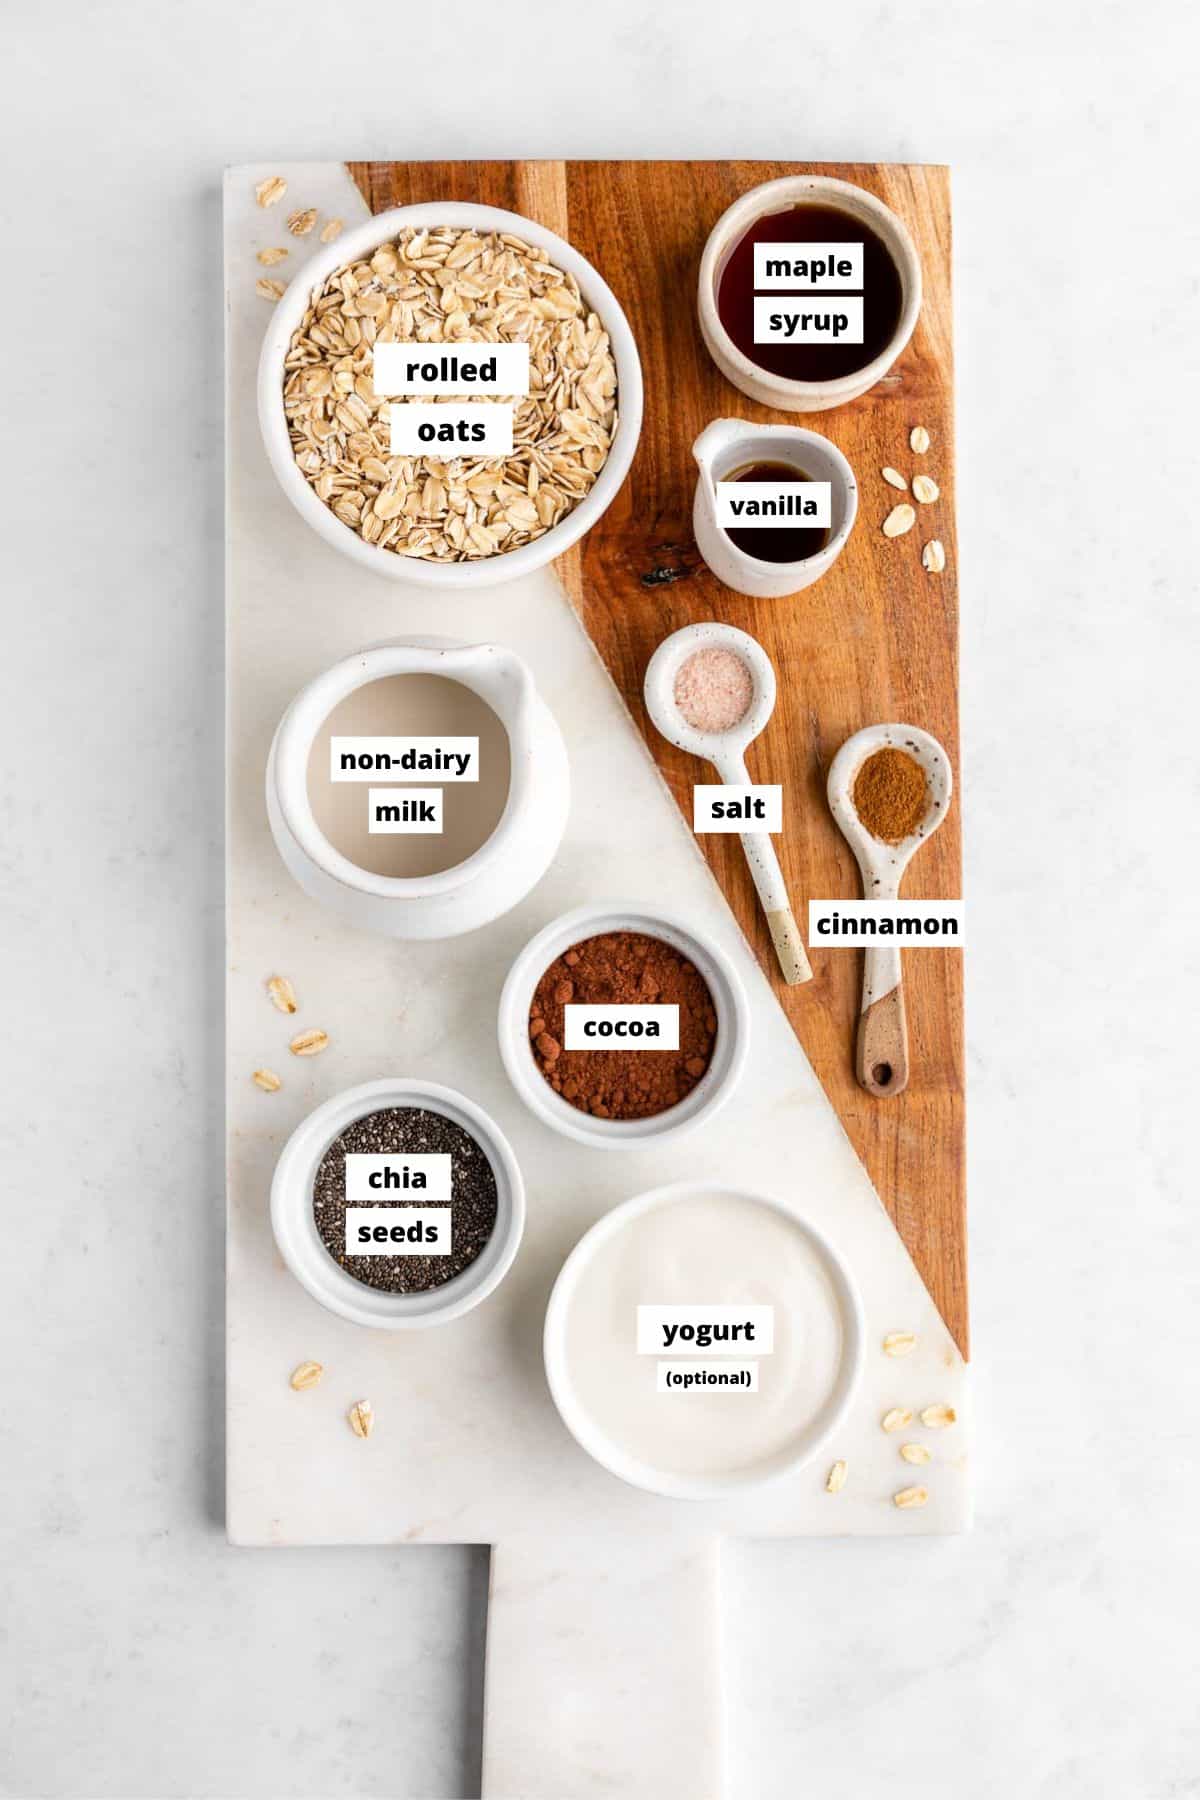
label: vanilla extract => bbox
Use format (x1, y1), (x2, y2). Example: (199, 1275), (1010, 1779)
(722, 461), (830, 564)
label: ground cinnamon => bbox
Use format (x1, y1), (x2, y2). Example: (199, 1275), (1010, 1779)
(852, 747), (928, 843)
(529, 931), (717, 1121)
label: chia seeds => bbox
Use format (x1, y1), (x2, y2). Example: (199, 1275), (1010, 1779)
(312, 1106), (498, 1293)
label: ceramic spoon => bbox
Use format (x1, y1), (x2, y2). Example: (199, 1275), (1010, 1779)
(644, 623), (812, 985)
(826, 723), (953, 1097)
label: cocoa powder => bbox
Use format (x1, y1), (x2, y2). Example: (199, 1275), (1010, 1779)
(529, 931), (717, 1121)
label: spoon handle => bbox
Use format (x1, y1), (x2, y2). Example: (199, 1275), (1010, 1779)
(857, 944), (908, 1097)
(716, 752), (812, 986)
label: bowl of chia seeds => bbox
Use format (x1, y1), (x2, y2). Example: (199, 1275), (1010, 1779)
(270, 1077), (525, 1328)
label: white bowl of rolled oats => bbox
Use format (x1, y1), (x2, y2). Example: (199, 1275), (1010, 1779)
(258, 202), (642, 585)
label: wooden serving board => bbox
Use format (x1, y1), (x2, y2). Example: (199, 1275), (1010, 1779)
(348, 160), (966, 1355)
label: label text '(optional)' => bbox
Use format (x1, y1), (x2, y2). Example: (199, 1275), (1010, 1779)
(562, 1005), (680, 1051)
(656, 1360), (759, 1392)
(807, 900), (965, 944)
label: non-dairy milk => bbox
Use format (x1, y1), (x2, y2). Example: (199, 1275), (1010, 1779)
(306, 674), (511, 878)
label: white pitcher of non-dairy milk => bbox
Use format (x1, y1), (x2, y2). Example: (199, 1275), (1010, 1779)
(691, 418), (859, 599)
(267, 639), (569, 938)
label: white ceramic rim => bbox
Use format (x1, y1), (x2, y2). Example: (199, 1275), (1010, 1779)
(697, 175), (922, 405)
(695, 421), (859, 574)
(643, 620), (777, 762)
(497, 903), (750, 1150)
(270, 1077), (526, 1329)
(257, 201), (644, 587)
(273, 638), (533, 901)
(543, 1180), (866, 1499)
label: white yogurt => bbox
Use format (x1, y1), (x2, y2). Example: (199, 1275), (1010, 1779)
(551, 1186), (856, 1492)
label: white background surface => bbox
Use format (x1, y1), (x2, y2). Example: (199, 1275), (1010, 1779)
(1, 2), (1195, 1796)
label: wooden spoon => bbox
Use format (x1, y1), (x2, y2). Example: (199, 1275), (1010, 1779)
(826, 724), (953, 1098)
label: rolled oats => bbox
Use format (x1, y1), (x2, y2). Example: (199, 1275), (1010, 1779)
(287, 207), (319, 237)
(283, 226), (618, 563)
(255, 176), (287, 209)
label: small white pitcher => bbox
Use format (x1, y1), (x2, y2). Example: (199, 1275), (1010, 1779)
(267, 637), (569, 939)
(692, 418), (858, 599)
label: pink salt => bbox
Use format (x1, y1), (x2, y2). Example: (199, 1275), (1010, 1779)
(673, 647), (754, 734)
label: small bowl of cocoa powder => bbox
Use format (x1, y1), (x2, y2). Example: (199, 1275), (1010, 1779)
(498, 903), (751, 1148)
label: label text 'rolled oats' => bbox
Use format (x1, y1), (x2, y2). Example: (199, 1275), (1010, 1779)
(389, 403), (513, 457)
(373, 342), (530, 396)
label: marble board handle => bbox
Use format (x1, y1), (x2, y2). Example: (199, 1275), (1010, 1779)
(481, 1534), (724, 1798)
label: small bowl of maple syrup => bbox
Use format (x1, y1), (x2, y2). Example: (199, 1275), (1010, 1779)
(697, 174), (922, 413)
(692, 418), (857, 598)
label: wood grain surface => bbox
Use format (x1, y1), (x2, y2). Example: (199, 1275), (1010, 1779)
(348, 160), (966, 1355)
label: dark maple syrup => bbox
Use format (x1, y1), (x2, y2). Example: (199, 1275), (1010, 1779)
(716, 203), (903, 382)
(723, 461), (830, 564)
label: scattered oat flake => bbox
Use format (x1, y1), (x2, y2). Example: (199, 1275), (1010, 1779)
(900, 1442), (931, 1465)
(825, 1459), (848, 1494)
(290, 1028), (329, 1057)
(252, 1068), (282, 1092)
(912, 474), (940, 505)
(882, 1407), (913, 1433)
(257, 246), (289, 266)
(287, 207), (319, 237)
(255, 176), (288, 209)
(894, 1484), (929, 1509)
(910, 426), (930, 454)
(922, 539), (946, 574)
(266, 975), (298, 1014)
(256, 277), (285, 302)
(290, 1361), (323, 1391)
(320, 218), (344, 243)
(920, 1404), (957, 1428)
(348, 1399), (374, 1438)
(882, 467), (908, 491)
(882, 504), (916, 538)
(883, 1331), (917, 1357)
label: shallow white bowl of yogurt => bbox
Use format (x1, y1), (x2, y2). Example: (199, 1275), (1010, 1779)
(543, 1181), (865, 1499)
